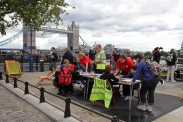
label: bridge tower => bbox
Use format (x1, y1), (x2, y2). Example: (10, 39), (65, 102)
(23, 24), (36, 52)
(67, 21), (79, 50)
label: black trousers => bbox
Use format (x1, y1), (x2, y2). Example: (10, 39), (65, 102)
(121, 71), (133, 96)
(39, 61), (44, 72)
(140, 77), (159, 105)
(94, 69), (105, 74)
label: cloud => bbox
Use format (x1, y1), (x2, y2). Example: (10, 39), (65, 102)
(1, 0), (183, 52)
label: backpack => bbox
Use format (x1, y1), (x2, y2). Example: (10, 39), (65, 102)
(166, 53), (173, 62)
(59, 67), (72, 85)
(146, 61), (162, 76)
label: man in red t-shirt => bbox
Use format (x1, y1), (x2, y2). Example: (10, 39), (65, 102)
(78, 52), (92, 72)
(114, 55), (135, 100)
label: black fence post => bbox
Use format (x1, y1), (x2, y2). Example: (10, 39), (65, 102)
(13, 77), (17, 88)
(111, 115), (119, 122)
(40, 87), (45, 103)
(64, 97), (71, 118)
(24, 82), (29, 94)
(6, 74), (9, 83)
(0, 72), (2, 80)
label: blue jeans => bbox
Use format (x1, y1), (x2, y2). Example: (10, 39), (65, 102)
(49, 62), (56, 71)
(111, 62), (116, 70)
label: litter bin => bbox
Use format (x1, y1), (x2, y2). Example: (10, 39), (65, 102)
(40, 60), (44, 72)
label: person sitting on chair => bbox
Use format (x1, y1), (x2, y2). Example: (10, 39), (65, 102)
(100, 65), (120, 99)
(57, 59), (74, 95)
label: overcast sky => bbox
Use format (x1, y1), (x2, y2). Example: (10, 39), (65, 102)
(1, 0), (183, 52)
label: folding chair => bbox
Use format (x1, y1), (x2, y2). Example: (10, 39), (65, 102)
(5, 60), (22, 79)
(37, 65), (60, 85)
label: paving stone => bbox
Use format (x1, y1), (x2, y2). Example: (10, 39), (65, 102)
(0, 85), (52, 122)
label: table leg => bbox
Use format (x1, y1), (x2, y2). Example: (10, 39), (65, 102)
(86, 78), (90, 99)
(82, 77), (86, 99)
(129, 85), (133, 111)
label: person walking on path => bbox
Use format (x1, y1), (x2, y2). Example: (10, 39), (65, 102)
(166, 49), (177, 82)
(61, 47), (73, 64)
(49, 47), (58, 71)
(131, 54), (159, 112)
(94, 44), (106, 74)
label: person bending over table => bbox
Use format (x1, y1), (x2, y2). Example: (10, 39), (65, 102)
(114, 55), (135, 100)
(78, 52), (93, 72)
(131, 54), (159, 112)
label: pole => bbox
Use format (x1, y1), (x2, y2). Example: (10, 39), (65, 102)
(64, 97), (71, 118)
(29, 23), (34, 72)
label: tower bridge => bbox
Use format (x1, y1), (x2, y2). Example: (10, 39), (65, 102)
(0, 21), (92, 52)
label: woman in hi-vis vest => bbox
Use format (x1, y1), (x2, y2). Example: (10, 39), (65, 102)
(94, 44), (106, 74)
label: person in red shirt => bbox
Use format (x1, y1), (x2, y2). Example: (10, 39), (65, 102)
(78, 52), (92, 72)
(114, 55), (135, 100)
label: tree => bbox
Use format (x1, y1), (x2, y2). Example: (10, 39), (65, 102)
(0, 0), (70, 35)
(160, 51), (169, 57)
(144, 51), (152, 57)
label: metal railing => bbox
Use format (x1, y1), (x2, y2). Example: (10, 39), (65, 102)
(0, 72), (120, 122)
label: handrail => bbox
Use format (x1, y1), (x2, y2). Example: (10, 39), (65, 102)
(0, 72), (119, 121)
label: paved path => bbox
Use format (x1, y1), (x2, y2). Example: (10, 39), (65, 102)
(1, 71), (183, 122)
(0, 85), (53, 122)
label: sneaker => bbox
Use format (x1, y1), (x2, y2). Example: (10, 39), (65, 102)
(124, 96), (130, 100)
(146, 106), (152, 112)
(176, 78), (181, 81)
(137, 105), (146, 111)
(161, 80), (164, 85)
(80, 83), (84, 88)
(171, 80), (176, 83)
(57, 92), (62, 95)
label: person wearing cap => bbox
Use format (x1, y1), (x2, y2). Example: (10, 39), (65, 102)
(114, 55), (134, 100)
(94, 44), (106, 74)
(166, 49), (177, 82)
(131, 54), (159, 112)
(78, 52), (92, 72)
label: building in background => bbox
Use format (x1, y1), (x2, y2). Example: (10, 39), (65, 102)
(180, 41), (183, 56)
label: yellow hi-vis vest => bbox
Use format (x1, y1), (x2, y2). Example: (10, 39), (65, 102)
(89, 77), (112, 108)
(96, 50), (106, 70)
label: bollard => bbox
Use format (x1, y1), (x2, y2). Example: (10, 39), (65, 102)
(24, 82), (29, 94)
(0, 72), (2, 80)
(6, 74), (9, 83)
(40, 87), (45, 103)
(111, 115), (119, 122)
(13, 77), (17, 88)
(64, 97), (71, 118)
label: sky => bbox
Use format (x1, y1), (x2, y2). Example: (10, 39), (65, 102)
(1, 0), (183, 52)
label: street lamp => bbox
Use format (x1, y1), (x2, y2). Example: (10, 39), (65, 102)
(29, 22), (34, 72)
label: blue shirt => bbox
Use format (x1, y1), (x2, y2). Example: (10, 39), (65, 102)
(132, 61), (154, 82)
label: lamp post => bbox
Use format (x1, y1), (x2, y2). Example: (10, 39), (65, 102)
(29, 22), (34, 72)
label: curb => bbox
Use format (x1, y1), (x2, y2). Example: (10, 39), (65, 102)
(0, 80), (81, 122)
